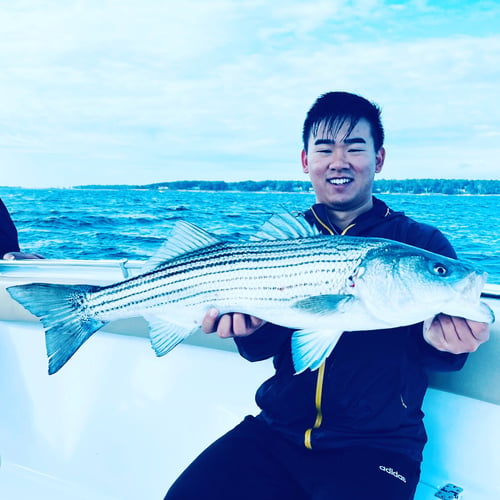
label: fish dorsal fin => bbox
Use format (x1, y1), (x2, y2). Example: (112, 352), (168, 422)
(251, 212), (320, 241)
(141, 221), (222, 273)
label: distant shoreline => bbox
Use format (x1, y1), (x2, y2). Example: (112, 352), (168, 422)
(74, 189), (500, 196)
(1, 178), (499, 195)
(77, 178), (500, 195)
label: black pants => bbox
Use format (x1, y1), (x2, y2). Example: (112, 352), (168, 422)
(164, 416), (420, 500)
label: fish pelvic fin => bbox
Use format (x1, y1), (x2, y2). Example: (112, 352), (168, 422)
(7, 283), (106, 375)
(144, 314), (196, 356)
(291, 328), (344, 374)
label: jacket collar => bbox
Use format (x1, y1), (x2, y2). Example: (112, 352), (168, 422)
(305, 197), (398, 236)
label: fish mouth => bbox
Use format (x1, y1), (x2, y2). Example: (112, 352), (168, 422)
(445, 272), (488, 313)
(327, 177), (353, 186)
(466, 270), (487, 295)
(455, 272), (485, 297)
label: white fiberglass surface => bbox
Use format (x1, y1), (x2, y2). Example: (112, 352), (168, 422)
(415, 390), (500, 499)
(0, 321), (273, 499)
(1, 317), (499, 499)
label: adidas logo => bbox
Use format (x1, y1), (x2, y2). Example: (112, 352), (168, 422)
(379, 465), (407, 483)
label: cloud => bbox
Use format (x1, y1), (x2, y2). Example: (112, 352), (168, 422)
(1, 0), (499, 186)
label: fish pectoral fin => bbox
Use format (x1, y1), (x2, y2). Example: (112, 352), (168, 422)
(291, 328), (344, 374)
(292, 294), (353, 315)
(140, 221), (222, 274)
(144, 314), (196, 357)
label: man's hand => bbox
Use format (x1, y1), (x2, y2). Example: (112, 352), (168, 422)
(424, 314), (490, 354)
(3, 251), (44, 260)
(201, 308), (265, 339)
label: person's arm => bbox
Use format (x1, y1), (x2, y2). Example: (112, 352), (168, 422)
(234, 322), (291, 361)
(0, 199), (44, 260)
(0, 199), (21, 257)
(3, 251), (44, 260)
(201, 309), (291, 361)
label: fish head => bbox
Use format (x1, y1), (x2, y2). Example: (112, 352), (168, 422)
(351, 241), (492, 326)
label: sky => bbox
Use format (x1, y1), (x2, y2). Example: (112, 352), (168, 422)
(1, 0), (499, 188)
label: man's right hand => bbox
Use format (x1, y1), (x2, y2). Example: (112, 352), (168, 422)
(201, 308), (265, 339)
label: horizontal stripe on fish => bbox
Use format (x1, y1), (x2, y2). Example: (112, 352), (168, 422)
(87, 241), (366, 318)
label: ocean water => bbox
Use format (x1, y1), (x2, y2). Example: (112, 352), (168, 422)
(1, 187), (499, 284)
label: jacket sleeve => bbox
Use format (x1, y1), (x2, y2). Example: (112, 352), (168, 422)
(412, 324), (468, 372)
(234, 323), (292, 362)
(0, 199), (20, 257)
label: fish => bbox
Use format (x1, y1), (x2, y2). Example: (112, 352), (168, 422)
(7, 212), (495, 375)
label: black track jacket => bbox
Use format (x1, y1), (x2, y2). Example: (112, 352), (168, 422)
(235, 197), (467, 463)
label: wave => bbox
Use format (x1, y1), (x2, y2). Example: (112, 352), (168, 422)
(2, 189), (498, 283)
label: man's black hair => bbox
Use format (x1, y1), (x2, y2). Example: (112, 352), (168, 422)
(302, 91), (384, 152)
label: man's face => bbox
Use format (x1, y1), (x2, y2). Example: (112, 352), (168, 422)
(302, 118), (385, 212)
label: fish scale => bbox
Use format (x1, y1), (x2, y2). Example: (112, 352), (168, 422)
(86, 237), (368, 321)
(6, 213), (494, 375)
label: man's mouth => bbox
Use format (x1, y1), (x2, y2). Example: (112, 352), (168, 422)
(327, 178), (353, 185)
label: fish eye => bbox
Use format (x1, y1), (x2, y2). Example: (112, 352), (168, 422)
(433, 263), (448, 276)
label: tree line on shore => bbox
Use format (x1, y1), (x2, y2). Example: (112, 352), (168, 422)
(77, 178), (500, 194)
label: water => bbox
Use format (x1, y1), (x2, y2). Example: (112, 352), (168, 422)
(1, 187), (499, 284)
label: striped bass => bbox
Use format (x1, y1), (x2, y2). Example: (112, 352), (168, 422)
(7, 213), (495, 375)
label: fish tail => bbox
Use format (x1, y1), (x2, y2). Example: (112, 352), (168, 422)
(7, 283), (107, 374)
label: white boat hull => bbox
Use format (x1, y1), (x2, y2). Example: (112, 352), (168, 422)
(0, 259), (499, 499)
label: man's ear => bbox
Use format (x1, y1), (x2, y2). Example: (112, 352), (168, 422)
(375, 147), (385, 173)
(301, 150), (309, 174)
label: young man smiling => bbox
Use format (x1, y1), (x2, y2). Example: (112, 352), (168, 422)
(302, 117), (385, 230)
(165, 92), (489, 500)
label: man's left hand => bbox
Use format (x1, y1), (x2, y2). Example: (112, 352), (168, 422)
(424, 314), (490, 354)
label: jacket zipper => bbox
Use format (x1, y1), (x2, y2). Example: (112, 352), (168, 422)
(304, 207), (355, 449)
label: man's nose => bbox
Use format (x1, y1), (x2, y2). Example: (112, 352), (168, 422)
(328, 148), (347, 168)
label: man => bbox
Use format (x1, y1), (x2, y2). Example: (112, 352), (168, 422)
(1, 198), (43, 260)
(165, 92), (489, 499)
